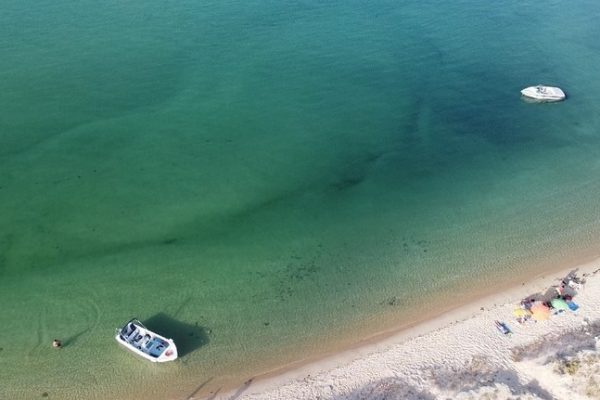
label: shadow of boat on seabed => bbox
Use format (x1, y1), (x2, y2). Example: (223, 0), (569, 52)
(142, 313), (209, 358)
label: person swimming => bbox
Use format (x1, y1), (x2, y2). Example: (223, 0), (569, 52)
(52, 339), (62, 348)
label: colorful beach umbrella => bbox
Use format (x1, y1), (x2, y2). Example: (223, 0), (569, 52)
(513, 308), (532, 318)
(551, 298), (569, 311)
(530, 302), (550, 320)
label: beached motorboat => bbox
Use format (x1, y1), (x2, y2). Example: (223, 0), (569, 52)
(520, 85), (566, 102)
(115, 318), (178, 362)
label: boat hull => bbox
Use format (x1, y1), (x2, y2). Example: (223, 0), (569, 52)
(521, 85), (565, 102)
(115, 319), (178, 363)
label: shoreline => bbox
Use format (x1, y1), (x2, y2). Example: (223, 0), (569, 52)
(209, 254), (600, 400)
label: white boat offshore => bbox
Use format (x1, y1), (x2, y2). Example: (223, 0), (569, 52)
(115, 318), (178, 362)
(521, 85), (566, 102)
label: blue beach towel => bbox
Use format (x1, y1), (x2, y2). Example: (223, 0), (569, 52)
(567, 301), (579, 311)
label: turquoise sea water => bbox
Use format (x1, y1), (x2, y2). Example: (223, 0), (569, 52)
(2, 0), (600, 398)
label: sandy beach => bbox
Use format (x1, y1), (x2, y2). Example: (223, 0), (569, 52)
(209, 258), (600, 400)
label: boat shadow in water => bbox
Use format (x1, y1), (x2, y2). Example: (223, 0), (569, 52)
(143, 313), (210, 358)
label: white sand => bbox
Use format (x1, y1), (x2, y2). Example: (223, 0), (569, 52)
(210, 259), (600, 400)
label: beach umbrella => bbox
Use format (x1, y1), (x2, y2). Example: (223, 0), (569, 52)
(513, 308), (532, 318)
(530, 302), (550, 321)
(551, 298), (569, 311)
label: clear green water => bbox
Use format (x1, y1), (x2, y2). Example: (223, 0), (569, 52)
(1, 0), (600, 398)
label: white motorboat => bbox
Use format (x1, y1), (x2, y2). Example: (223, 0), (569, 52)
(115, 318), (178, 362)
(520, 85), (566, 102)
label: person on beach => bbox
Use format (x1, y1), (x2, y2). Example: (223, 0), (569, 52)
(52, 339), (62, 349)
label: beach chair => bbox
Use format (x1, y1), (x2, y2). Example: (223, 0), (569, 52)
(494, 320), (512, 335)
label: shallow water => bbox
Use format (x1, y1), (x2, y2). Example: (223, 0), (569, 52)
(1, 0), (600, 398)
